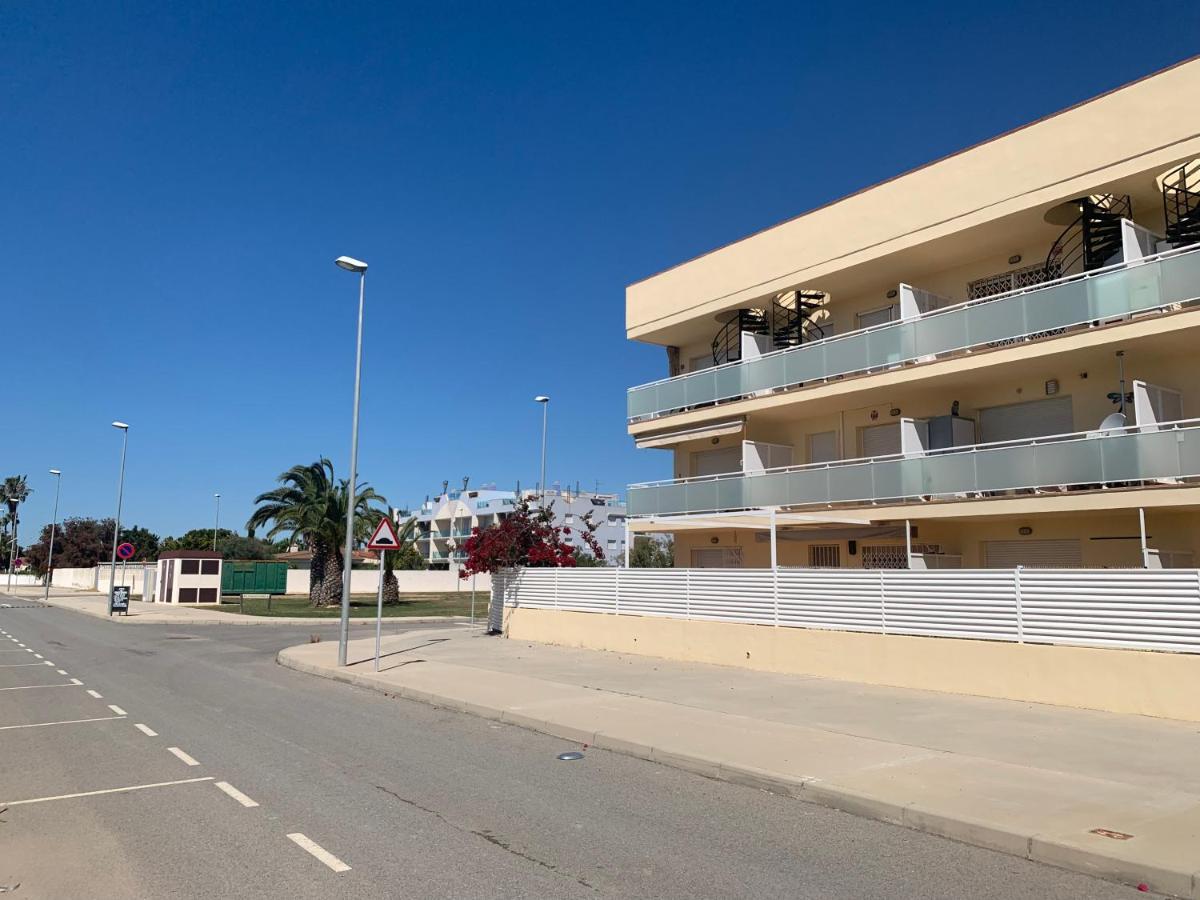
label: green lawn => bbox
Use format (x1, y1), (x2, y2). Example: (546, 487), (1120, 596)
(212, 591), (487, 618)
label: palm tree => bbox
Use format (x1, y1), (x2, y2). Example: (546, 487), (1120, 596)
(2, 475), (32, 572)
(247, 459), (388, 606)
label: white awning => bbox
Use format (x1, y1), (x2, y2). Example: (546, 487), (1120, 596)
(634, 418), (745, 450)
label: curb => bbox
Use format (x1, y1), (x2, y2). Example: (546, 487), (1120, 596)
(32, 598), (472, 627)
(277, 646), (1198, 899)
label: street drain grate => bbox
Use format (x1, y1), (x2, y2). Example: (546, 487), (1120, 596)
(1089, 828), (1134, 840)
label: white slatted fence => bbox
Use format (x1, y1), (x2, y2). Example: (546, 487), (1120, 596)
(492, 567), (1200, 653)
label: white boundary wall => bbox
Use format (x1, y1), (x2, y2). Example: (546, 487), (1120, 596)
(48, 566), (487, 596)
(493, 567), (1200, 653)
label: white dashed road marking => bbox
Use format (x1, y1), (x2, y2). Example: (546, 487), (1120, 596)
(0, 716), (126, 731)
(56, 669), (67, 675)
(135, 723), (158, 737)
(215, 781), (259, 808)
(0, 662), (42, 668)
(69, 678), (82, 685)
(86, 690), (104, 699)
(167, 747), (200, 767)
(108, 705), (127, 716)
(2, 777), (214, 807)
(34, 653), (42, 659)
(42, 660), (54, 666)
(287, 833), (351, 873)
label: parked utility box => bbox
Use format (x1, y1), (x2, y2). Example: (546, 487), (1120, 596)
(156, 550), (223, 604)
(222, 560), (287, 596)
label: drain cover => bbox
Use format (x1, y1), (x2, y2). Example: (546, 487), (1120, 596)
(556, 751), (585, 761)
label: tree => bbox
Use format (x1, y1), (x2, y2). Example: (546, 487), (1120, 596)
(22, 517), (160, 576)
(218, 534), (278, 560)
(631, 535), (674, 568)
(121, 525), (161, 562)
(458, 498), (604, 577)
(247, 459), (388, 606)
(572, 548), (606, 567)
(2, 475), (32, 572)
(25, 519), (161, 576)
(161, 528), (238, 553)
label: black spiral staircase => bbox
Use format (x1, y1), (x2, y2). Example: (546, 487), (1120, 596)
(1164, 161), (1200, 248)
(711, 291), (826, 365)
(770, 290), (826, 350)
(712, 309), (769, 365)
(1044, 194), (1131, 278)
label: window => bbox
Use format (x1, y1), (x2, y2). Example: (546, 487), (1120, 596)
(199, 588), (218, 603)
(691, 446), (742, 477)
(178, 587), (198, 603)
(201, 560), (219, 575)
(858, 423), (901, 458)
(180, 560), (200, 575)
(808, 544), (841, 567)
(565, 514), (574, 524)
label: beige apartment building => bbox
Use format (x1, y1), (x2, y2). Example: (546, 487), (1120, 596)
(624, 57), (1200, 572)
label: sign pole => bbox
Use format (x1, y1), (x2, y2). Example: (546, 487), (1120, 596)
(374, 550), (385, 672)
(471, 573), (476, 627)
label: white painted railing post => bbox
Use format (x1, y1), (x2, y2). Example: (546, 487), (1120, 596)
(879, 570), (888, 635)
(685, 568), (691, 620)
(553, 567), (559, 609)
(1014, 565), (1024, 643)
(614, 566), (621, 616)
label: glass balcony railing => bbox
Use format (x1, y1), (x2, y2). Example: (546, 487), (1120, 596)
(627, 246), (1200, 423)
(627, 420), (1200, 516)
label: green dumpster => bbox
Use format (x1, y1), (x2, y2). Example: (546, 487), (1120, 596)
(222, 561), (288, 596)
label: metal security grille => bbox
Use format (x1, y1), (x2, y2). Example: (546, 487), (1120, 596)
(862, 545), (907, 569)
(967, 262), (1061, 299)
(808, 545), (841, 568)
(493, 567), (1200, 653)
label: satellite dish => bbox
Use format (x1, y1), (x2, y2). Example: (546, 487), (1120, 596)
(1098, 412), (1127, 432)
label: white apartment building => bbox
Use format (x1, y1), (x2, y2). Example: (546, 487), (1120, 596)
(402, 485), (627, 569)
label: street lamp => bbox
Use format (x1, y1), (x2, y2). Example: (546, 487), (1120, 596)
(335, 255), (368, 667)
(213, 493), (221, 551)
(534, 396), (550, 504)
(44, 470), (62, 603)
(108, 422), (129, 606)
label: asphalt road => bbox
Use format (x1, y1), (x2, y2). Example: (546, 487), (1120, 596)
(0, 596), (1151, 899)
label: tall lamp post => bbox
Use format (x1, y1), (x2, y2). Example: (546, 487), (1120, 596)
(44, 469), (62, 603)
(534, 395), (549, 504)
(212, 493), (221, 551)
(108, 422), (130, 603)
(335, 255), (368, 667)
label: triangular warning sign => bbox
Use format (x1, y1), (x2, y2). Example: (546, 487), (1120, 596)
(367, 516), (400, 550)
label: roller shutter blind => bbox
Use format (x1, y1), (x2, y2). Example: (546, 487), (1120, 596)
(979, 397), (1073, 443)
(983, 539), (1082, 568)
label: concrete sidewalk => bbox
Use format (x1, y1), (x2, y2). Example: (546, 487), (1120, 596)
(2, 587), (467, 627)
(280, 628), (1200, 898)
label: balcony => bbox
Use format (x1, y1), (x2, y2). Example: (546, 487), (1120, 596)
(627, 246), (1200, 424)
(627, 419), (1200, 517)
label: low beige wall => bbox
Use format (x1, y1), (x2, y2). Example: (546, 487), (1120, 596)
(504, 607), (1200, 721)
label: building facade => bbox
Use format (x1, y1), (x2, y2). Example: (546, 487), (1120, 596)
(404, 486), (627, 569)
(623, 59), (1200, 571)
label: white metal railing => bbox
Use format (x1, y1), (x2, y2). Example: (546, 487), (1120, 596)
(627, 418), (1200, 516)
(493, 566), (1200, 653)
(627, 244), (1200, 422)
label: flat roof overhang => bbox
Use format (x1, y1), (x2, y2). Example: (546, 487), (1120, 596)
(627, 57), (1200, 346)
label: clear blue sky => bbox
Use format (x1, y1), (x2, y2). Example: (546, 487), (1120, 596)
(4, 1), (1198, 541)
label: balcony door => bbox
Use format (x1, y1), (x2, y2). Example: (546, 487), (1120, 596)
(691, 446), (742, 477)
